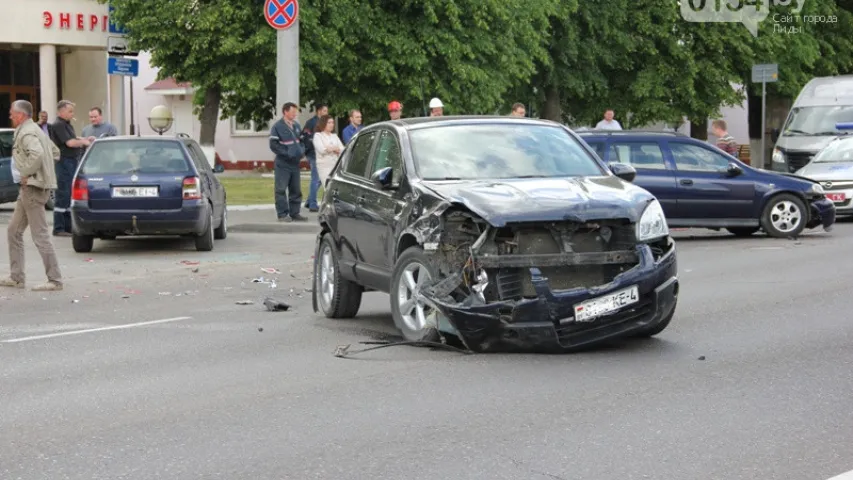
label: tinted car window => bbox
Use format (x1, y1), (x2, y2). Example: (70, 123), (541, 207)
(609, 142), (667, 170)
(670, 143), (730, 172)
(345, 131), (377, 177)
(409, 124), (604, 180)
(81, 140), (190, 175)
(371, 130), (403, 184)
(0, 131), (12, 157)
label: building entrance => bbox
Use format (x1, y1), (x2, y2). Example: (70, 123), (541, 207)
(0, 50), (41, 128)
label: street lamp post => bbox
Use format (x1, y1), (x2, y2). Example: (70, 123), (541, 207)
(147, 105), (173, 135)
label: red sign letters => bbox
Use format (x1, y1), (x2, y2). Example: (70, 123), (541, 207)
(43, 11), (109, 32)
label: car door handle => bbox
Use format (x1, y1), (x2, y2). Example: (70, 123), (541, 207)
(680, 179), (694, 186)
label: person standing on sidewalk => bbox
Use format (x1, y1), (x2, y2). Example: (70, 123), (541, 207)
(313, 115), (344, 186)
(1, 100), (63, 292)
(37, 111), (50, 134)
(50, 100), (92, 237)
(341, 109), (362, 145)
(301, 103), (327, 212)
(269, 102), (307, 222)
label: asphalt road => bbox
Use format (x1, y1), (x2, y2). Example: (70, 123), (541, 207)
(2, 222), (853, 480)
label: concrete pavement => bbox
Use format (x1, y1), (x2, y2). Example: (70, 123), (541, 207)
(1, 221), (853, 479)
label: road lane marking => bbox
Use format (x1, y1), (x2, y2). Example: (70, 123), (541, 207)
(827, 469), (853, 479)
(0, 317), (193, 343)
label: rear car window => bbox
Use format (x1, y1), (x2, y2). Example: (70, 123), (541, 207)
(0, 131), (12, 158)
(81, 140), (190, 175)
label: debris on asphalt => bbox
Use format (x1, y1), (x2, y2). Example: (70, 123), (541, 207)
(191, 268), (200, 273)
(236, 300), (254, 305)
(263, 298), (291, 312)
(698, 356), (706, 361)
(333, 341), (473, 359)
(72, 299), (80, 304)
(261, 267), (281, 274)
(121, 295), (130, 299)
(84, 258), (94, 262)
(258, 327), (264, 332)
(159, 292), (171, 296)
(181, 260), (200, 266)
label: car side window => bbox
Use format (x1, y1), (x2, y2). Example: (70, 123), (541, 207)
(585, 140), (606, 160)
(344, 131), (377, 178)
(670, 143), (730, 172)
(608, 142), (667, 170)
(370, 130), (403, 185)
(188, 143), (212, 173)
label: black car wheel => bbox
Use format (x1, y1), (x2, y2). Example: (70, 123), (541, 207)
(72, 234), (94, 253)
(633, 307), (675, 338)
(390, 247), (442, 343)
(760, 193), (807, 238)
(726, 227), (760, 237)
(214, 207), (227, 240)
(315, 234), (362, 318)
(195, 212), (215, 252)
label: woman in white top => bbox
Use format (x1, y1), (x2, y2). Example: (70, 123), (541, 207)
(312, 115), (344, 186)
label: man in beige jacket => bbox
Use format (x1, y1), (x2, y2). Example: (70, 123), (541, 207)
(1, 100), (63, 291)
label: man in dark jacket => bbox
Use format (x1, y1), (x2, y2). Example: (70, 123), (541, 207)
(269, 102), (307, 222)
(301, 103), (327, 212)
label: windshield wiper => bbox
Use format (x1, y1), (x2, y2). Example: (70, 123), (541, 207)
(516, 175), (549, 178)
(425, 177), (462, 181)
(785, 129), (810, 135)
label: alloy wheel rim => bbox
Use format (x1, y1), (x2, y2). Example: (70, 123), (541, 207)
(770, 200), (802, 233)
(319, 245), (335, 308)
(396, 262), (435, 333)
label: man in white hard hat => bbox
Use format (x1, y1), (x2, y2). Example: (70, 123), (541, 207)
(429, 98), (444, 117)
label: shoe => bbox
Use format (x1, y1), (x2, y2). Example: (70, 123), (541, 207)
(279, 217), (293, 223)
(291, 214), (309, 222)
(0, 278), (25, 289)
(308, 208), (319, 213)
(32, 282), (63, 292)
(53, 232), (72, 237)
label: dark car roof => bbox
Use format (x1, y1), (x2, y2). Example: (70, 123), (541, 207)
(577, 130), (689, 137)
(92, 135), (188, 143)
(380, 115), (563, 131)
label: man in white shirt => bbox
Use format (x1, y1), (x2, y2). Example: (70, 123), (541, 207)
(595, 109), (622, 130)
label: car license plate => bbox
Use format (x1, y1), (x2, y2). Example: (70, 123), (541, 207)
(112, 186), (159, 198)
(826, 192), (846, 202)
(573, 285), (639, 322)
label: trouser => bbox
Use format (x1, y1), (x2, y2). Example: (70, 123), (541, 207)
(8, 185), (62, 284)
(306, 153), (320, 209)
(53, 156), (78, 234)
(274, 159), (302, 219)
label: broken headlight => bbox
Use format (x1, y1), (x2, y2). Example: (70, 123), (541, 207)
(636, 199), (669, 242)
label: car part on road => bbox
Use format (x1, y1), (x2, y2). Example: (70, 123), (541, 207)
(333, 340), (472, 359)
(761, 193), (807, 238)
(263, 298), (291, 311)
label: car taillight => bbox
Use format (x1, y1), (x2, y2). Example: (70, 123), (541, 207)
(183, 176), (201, 200)
(71, 178), (88, 201)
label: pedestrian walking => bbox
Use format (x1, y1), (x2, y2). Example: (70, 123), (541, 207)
(313, 115), (344, 186)
(510, 103), (526, 117)
(388, 101), (403, 120)
(49, 100), (92, 237)
(341, 109), (362, 144)
(82, 107), (118, 138)
(429, 98), (444, 117)
(270, 102), (308, 222)
(301, 103), (327, 212)
(1, 100), (63, 292)
(710, 119), (739, 158)
(595, 109), (622, 130)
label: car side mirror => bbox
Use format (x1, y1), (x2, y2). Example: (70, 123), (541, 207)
(370, 166), (395, 189)
(725, 162), (743, 177)
(770, 128), (780, 143)
(608, 162), (636, 182)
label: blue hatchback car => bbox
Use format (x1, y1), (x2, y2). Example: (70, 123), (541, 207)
(70, 135), (227, 252)
(578, 131), (836, 238)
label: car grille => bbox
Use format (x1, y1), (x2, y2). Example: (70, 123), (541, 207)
(822, 180), (853, 191)
(786, 151), (814, 172)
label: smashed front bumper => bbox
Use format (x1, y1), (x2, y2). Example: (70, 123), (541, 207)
(422, 241), (678, 353)
(807, 197), (836, 230)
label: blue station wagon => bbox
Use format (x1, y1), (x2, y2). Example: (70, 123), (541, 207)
(70, 135), (227, 252)
(578, 131), (836, 238)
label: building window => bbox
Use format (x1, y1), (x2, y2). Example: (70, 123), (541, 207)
(231, 118), (265, 135)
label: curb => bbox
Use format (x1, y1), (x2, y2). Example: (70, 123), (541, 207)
(228, 223), (321, 234)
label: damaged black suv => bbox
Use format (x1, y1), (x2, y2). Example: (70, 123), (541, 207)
(312, 116), (678, 352)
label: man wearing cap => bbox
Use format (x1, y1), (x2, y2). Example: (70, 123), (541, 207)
(429, 98), (444, 117)
(388, 101), (403, 120)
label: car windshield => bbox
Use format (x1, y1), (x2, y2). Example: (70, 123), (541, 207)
(81, 140), (190, 175)
(0, 131), (12, 158)
(782, 106), (853, 136)
(409, 123), (605, 180)
(812, 138), (853, 162)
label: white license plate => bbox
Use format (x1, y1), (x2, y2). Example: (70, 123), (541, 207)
(112, 186), (159, 198)
(573, 285), (639, 322)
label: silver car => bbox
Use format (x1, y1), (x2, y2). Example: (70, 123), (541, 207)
(795, 124), (853, 216)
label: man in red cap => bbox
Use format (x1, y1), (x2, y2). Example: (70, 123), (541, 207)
(388, 101), (402, 120)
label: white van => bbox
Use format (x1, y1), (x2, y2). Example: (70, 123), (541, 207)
(771, 75), (853, 173)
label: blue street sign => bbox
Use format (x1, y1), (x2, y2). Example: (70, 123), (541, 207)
(108, 4), (128, 35)
(108, 57), (139, 77)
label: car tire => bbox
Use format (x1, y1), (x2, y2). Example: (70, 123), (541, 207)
(760, 193), (807, 238)
(72, 234), (94, 253)
(634, 307), (675, 338)
(390, 247), (442, 343)
(726, 227), (759, 237)
(315, 234), (362, 318)
(195, 212), (215, 252)
(214, 207), (227, 240)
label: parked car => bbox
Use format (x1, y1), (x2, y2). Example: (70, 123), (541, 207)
(312, 116), (678, 353)
(69, 135), (227, 252)
(794, 123), (853, 217)
(578, 130), (836, 238)
(0, 128), (54, 209)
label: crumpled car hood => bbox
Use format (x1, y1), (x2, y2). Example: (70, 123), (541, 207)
(419, 176), (654, 226)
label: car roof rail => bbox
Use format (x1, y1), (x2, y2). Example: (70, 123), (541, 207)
(577, 129), (688, 136)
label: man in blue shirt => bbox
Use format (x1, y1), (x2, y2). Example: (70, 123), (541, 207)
(269, 102), (307, 222)
(342, 109), (362, 144)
